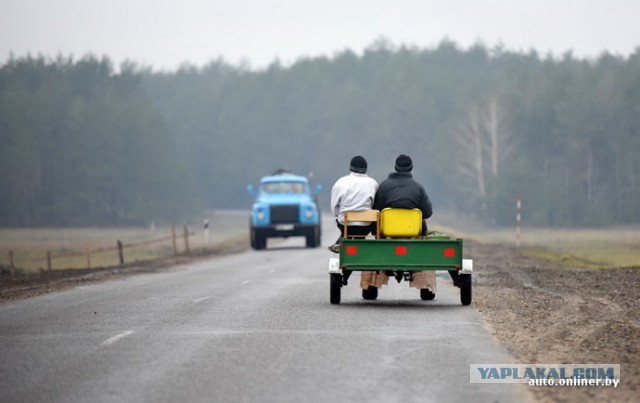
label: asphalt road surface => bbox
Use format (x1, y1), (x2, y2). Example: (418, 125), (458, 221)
(0, 220), (525, 403)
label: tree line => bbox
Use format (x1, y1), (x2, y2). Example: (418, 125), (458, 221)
(1, 40), (639, 227)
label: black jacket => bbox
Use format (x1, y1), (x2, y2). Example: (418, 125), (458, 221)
(372, 172), (433, 219)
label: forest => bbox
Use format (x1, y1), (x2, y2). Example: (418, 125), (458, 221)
(1, 39), (639, 227)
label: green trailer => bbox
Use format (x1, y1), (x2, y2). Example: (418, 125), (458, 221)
(328, 232), (473, 305)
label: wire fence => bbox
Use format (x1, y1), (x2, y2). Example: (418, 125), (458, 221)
(1, 216), (249, 275)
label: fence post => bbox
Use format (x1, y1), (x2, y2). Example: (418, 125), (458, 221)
(46, 251), (52, 271)
(85, 247), (91, 269)
(183, 224), (190, 254)
(171, 226), (178, 257)
(9, 250), (15, 276)
(117, 240), (124, 265)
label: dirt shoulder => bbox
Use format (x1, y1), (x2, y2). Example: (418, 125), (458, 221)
(470, 241), (638, 402)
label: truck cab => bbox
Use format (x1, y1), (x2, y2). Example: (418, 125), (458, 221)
(248, 172), (322, 250)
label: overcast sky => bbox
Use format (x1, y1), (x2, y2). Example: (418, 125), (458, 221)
(2, 0), (640, 71)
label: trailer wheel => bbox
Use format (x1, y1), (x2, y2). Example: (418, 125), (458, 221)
(420, 289), (435, 300)
(330, 273), (342, 304)
(362, 286), (378, 300)
(459, 274), (472, 305)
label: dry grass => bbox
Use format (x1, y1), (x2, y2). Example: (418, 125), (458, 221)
(0, 211), (249, 273)
(0, 229), (177, 272)
(431, 223), (640, 269)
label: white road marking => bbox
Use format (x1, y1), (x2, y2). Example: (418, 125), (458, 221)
(100, 330), (135, 346)
(193, 296), (212, 303)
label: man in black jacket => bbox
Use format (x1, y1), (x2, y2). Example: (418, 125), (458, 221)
(373, 154), (432, 235)
(372, 154), (440, 293)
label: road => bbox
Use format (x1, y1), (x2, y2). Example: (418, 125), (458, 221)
(0, 218), (525, 403)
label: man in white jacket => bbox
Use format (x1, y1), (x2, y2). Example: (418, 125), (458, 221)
(329, 155), (378, 254)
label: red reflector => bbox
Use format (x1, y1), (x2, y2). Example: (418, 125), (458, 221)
(395, 246), (407, 256)
(346, 245), (358, 255)
(444, 248), (456, 257)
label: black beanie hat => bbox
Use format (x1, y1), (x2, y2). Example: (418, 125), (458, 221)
(395, 154), (413, 172)
(350, 155), (367, 173)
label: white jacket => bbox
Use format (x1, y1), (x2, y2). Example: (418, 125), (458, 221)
(330, 172), (379, 225)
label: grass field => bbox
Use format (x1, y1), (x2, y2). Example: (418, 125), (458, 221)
(0, 211), (249, 273)
(0, 227), (170, 271)
(432, 223), (640, 269)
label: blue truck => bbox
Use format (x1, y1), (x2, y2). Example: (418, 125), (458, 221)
(248, 171), (322, 250)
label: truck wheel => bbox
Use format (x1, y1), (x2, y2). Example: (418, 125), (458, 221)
(316, 225), (322, 246)
(256, 234), (266, 250)
(330, 273), (342, 304)
(250, 228), (256, 249)
(306, 226), (320, 248)
(459, 274), (472, 306)
(420, 289), (435, 300)
(362, 286), (378, 300)
(252, 229), (266, 250)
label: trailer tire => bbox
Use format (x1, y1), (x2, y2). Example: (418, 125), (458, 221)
(362, 286), (378, 300)
(330, 273), (342, 304)
(459, 274), (472, 305)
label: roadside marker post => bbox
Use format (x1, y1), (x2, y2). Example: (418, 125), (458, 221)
(516, 197), (522, 248)
(203, 219), (210, 245)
